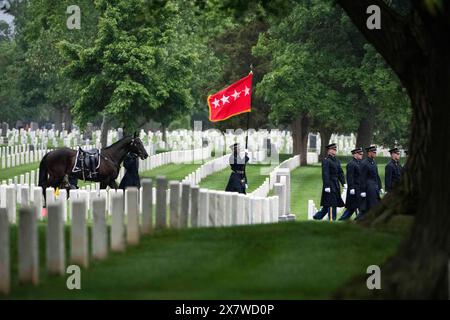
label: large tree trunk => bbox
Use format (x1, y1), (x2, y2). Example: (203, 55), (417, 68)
(100, 114), (110, 148)
(54, 106), (72, 132)
(54, 108), (63, 132)
(291, 113), (310, 165)
(335, 0), (450, 299)
(161, 123), (167, 144)
(61, 106), (72, 132)
(355, 107), (374, 149)
(319, 128), (332, 161)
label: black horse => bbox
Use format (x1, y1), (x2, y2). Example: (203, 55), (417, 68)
(38, 133), (149, 199)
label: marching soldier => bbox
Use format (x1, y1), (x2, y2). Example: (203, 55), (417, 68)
(385, 147), (403, 192)
(313, 143), (346, 221)
(339, 147), (363, 221)
(225, 143), (249, 194)
(355, 146), (382, 220)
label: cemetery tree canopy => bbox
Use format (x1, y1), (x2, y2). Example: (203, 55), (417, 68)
(253, 0), (409, 163)
(60, 0), (215, 133)
(5, 0), (99, 131)
(334, 0), (450, 298)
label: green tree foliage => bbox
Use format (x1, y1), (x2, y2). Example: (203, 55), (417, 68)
(5, 0), (98, 128)
(209, 19), (271, 130)
(0, 39), (23, 122)
(59, 0), (223, 133)
(359, 45), (411, 147)
(253, 0), (410, 151)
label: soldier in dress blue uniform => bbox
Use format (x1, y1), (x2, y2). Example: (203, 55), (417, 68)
(355, 146), (383, 221)
(385, 147), (403, 192)
(225, 143), (249, 194)
(313, 143), (346, 221)
(339, 147), (363, 221)
(119, 152), (141, 189)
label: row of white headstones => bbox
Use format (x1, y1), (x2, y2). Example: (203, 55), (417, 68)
(0, 172), (293, 295)
(0, 148), (292, 222)
(2, 127), (295, 155)
(4, 126), (386, 160)
(0, 147), (300, 295)
(0, 146), (213, 213)
(0, 149), (48, 170)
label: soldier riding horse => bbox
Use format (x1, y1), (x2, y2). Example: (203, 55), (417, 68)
(38, 133), (148, 205)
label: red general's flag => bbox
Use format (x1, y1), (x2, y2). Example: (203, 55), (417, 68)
(207, 73), (252, 122)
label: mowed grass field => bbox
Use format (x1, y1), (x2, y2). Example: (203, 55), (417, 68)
(0, 162), (39, 181)
(140, 163), (202, 182)
(3, 221), (406, 300)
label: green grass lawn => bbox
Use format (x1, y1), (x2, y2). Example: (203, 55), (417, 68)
(140, 163), (203, 181)
(290, 165), (322, 220)
(3, 221), (405, 300)
(0, 162), (39, 181)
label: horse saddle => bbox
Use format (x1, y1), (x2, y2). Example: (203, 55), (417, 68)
(72, 147), (101, 179)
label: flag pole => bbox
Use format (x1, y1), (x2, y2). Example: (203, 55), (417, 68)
(245, 65), (253, 150)
(245, 112), (250, 149)
(243, 65), (253, 192)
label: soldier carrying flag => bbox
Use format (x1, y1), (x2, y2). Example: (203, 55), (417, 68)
(207, 72), (253, 194)
(225, 143), (249, 194)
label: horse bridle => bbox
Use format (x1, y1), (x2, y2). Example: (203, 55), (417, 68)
(82, 137), (142, 176)
(131, 137), (137, 147)
(130, 137), (144, 155)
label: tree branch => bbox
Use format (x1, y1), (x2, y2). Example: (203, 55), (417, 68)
(335, 0), (424, 88)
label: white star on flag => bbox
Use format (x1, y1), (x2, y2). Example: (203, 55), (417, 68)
(232, 90), (240, 100)
(221, 94), (230, 105)
(212, 98), (220, 108)
(244, 86), (250, 96)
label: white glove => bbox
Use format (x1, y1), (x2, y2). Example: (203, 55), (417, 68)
(380, 189), (384, 194)
(245, 184), (249, 189)
(244, 149), (249, 153)
(350, 189), (355, 195)
(324, 187), (331, 193)
(360, 192), (366, 198)
(344, 184), (348, 189)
